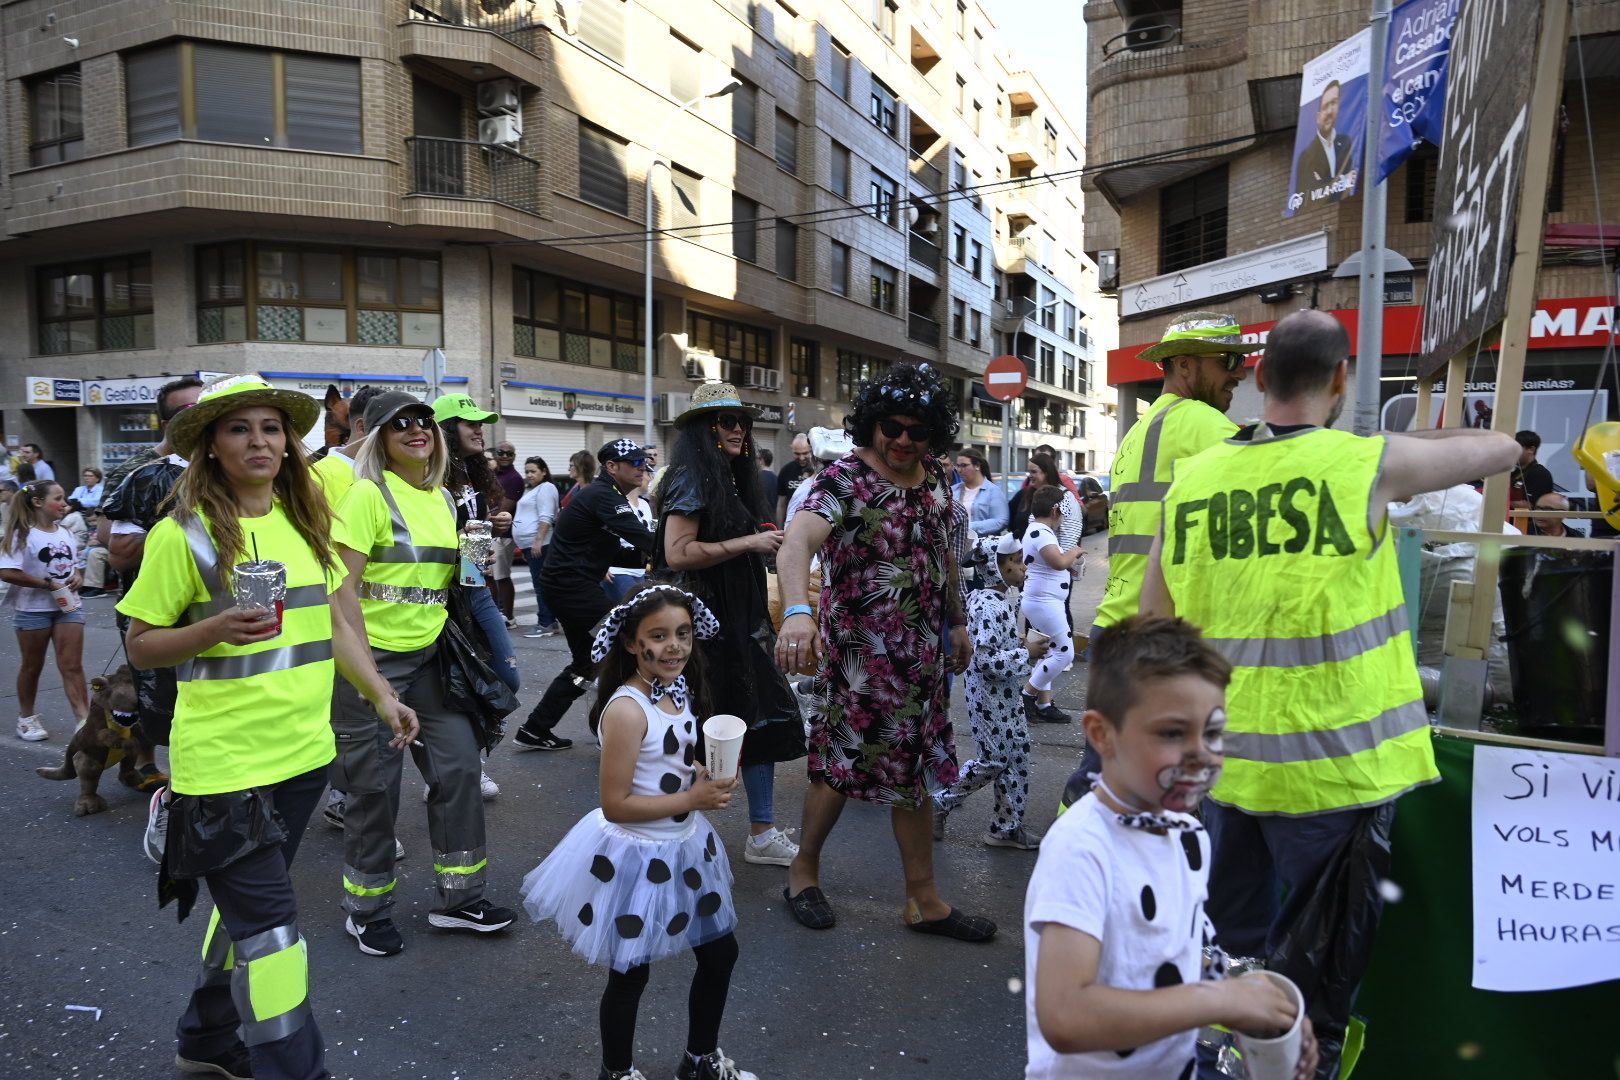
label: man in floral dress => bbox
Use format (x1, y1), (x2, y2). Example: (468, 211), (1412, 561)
(775, 364), (995, 942)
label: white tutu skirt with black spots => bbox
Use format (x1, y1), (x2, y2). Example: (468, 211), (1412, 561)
(521, 809), (737, 972)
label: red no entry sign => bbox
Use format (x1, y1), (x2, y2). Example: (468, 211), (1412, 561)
(983, 354), (1029, 402)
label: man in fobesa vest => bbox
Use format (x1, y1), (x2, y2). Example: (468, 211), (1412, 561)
(1143, 309), (1519, 1077)
(1093, 311), (1251, 643)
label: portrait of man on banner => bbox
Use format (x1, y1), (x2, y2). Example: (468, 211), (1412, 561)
(1285, 28), (1371, 218)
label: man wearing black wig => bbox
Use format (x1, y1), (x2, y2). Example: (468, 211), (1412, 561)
(774, 363), (994, 941)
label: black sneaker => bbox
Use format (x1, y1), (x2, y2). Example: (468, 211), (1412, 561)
(427, 898), (517, 932)
(676, 1048), (759, 1080)
(1022, 693), (1043, 726)
(345, 915), (404, 957)
(512, 727), (573, 751)
(1036, 702), (1074, 724)
(175, 1043), (253, 1079)
(597, 1067), (648, 1080)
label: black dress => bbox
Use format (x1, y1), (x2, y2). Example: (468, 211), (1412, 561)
(653, 467), (806, 766)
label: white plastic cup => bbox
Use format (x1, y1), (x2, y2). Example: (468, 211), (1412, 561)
(1234, 971), (1306, 1080)
(702, 714), (748, 782)
(51, 585), (80, 612)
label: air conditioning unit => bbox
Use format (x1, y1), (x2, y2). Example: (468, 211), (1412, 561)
(478, 113), (523, 147)
(761, 368), (783, 392)
(476, 78), (521, 116)
(741, 365), (769, 389)
(655, 392), (691, 423)
(683, 351), (728, 382)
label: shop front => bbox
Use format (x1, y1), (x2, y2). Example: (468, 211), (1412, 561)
(498, 381), (650, 471)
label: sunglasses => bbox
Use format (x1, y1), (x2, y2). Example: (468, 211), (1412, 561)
(613, 457), (648, 470)
(879, 418), (932, 442)
(387, 415), (435, 432)
(494, 449), (515, 457)
(1207, 353), (1247, 372)
(714, 413), (751, 432)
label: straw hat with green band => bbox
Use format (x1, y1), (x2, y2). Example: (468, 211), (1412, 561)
(673, 381), (758, 427)
(166, 374), (321, 458)
(1136, 312), (1251, 365)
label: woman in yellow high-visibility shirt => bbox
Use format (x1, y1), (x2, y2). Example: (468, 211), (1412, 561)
(328, 391), (519, 959)
(120, 375), (417, 1080)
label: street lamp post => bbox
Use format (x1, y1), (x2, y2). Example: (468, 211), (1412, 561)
(643, 78), (741, 449)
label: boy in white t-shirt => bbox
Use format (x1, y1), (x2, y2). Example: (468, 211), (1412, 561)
(1024, 616), (1316, 1080)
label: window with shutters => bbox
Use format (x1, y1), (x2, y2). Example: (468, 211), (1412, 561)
(776, 220), (799, 281)
(578, 120), (630, 215)
(970, 309), (983, 348)
(29, 67), (84, 166)
(872, 0), (897, 42)
(790, 338), (820, 397)
(577, 0), (627, 64)
(36, 255), (154, 354)
(951, 298), (966, 340)
(868, 77), (897, 137)
(671, 166), (701, 232)
(732, 193), (759, 263)
(830, 141), (851, 199)
(194, 242), (440, 347)
(774, 110), (798, 174)
(761, 0), (798, 65)
(970, 240), (983, 278)
(1159, 165), (1228, 273)
(688, 311), (771, 369)
(829, 241), (851, 296)
(869, 169), (898, 227)
(829, 38), (851, 100)
(869, 260), (897, 313)
(514, 267), (645, 371)
(669, 32), (702, 103)
(123, 42), (359, 154)
(838, 348), (887, 399)
(731, 76), (757, 144)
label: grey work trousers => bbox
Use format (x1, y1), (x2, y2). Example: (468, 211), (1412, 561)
(330, 642), (487, 920)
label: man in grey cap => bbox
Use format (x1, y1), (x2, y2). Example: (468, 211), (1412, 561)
(512, 439), (655, 751)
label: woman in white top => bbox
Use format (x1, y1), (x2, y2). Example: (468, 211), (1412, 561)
(0, 480), (89, 741)
(1019, 484), (1084, 726)
(515, 456), (560, 637)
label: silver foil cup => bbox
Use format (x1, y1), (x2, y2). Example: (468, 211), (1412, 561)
(233, 560), (287, 637)
(460, 520), (494, 585)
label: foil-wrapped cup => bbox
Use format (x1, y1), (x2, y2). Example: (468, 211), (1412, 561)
(233, 560), (287, 637)
(460, 519), (494, 586)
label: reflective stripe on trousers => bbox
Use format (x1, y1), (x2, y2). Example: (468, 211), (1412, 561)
(199, 906), (235, 988)
(229, 922), (313, 1047)
(434, 848), (488, 893)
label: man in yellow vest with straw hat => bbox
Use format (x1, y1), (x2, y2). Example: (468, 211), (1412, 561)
(1143, 309), (1518, 1077)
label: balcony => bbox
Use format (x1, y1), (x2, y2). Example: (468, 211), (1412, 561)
(1004, 232), (1052, 273)
(406, 137), (541, 215)
(1002, 177), (1050, 222)
(909, 154), (943, 194)
(401, 1), (547, 86)
(992, 295), (1036, 333)
(907, 311), (941, 348)
(1006, 115), (1042, 165)
(908, 231), (941, 271)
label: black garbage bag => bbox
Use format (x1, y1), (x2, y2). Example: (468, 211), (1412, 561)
(440, 585), (518, 753)
(158, 787), (288, 923)
(1268, 801), (1396, 1080)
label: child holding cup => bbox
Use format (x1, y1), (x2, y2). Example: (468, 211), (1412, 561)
(520, 583), (759, 1080)
(1024, 616), (1316, 1080)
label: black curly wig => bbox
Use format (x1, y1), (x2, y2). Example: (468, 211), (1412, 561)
(846, 362), (960, 453)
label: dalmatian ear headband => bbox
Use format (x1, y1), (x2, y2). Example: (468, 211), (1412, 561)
(590, 584), (721, 663)
(974, 533), (1023, 589)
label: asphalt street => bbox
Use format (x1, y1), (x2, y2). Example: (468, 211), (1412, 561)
(0, 530), (1110, 1080)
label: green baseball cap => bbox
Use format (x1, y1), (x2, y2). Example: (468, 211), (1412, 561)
(431, 393), (499, 424)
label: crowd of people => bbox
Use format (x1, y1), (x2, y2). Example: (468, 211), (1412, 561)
(0, 308), (1544, 1080)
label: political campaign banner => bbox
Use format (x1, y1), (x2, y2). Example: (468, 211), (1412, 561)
(1285, 28), (1371, 218)
(1377, 0), (1460, 183)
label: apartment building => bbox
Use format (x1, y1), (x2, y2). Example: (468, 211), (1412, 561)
(0, 0), (1112, 481)
(1085, 0), (1619, 492)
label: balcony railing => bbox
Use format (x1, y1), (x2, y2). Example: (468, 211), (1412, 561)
(406, 136), (541, 215)
(908, 154), (943, 194)
(908, 231), (941, 271)
(907, 311), (941, 347)
(408, 0), (543, 51)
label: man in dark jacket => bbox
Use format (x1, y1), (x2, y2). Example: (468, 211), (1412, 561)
(511, 439), (655, 751)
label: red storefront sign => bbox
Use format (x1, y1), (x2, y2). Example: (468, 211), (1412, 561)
(1107, 296), (1617, 385)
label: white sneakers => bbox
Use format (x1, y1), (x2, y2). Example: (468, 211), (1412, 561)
(16, 715), (47, 742)
(742, 827), (800, 867)
(421, 771), (500, 802)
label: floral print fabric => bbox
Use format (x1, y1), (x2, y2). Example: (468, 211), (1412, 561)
(800, 453), (958, 808)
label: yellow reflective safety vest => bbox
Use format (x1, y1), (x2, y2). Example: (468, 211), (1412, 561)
(332, 472), (457, 652)
(1160, 426), (1437, 816)
(311, 450), (358, 507)
(1096, 393), (1237, 628)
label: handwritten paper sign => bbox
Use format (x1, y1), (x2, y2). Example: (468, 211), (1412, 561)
(1471, 745), (1620, 992)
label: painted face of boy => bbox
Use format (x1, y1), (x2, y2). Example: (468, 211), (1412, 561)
(1087, 674), (1226, 814)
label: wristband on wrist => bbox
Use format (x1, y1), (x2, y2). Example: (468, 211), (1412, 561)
(784, 604), (813, 619)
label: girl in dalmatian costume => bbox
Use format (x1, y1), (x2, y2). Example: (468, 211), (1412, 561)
(932, 535), (1045, 849)
(520, 583), (760, 1080)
